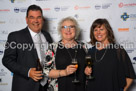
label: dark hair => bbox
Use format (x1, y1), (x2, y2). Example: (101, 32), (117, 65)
(90, 18), (115, 45)
(26, 4), (43, 17)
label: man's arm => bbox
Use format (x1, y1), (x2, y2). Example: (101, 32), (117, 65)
(2, 32), (29, 78)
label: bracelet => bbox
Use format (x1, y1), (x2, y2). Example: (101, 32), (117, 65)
(58, 70), (61, 77)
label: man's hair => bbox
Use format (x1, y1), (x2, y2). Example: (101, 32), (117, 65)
(26, 4), (43, 17)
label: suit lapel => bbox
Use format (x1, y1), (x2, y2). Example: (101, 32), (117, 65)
(24, 27), (38, 60)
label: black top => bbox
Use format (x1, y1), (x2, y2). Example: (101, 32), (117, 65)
(87, 45), (136, 91)
(55, 42), (86, 91)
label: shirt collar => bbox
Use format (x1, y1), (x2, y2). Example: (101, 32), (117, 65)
(28, 27), (41, 37)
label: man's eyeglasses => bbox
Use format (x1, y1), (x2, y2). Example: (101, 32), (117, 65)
(61, 25), (75, 30)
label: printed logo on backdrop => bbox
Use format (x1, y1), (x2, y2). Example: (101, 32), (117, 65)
(46, 18), (57, 34)
(0, 9), (10, 13)
(133, 57), (136, 64)
(121, 12), (136, 21)
(0, 79), (8, 85)
(10, 0), (15, 3)
(95, 5), (101, 10)
(74, 14), (85, 22)
(119, 2), (136, 8)
(95, 3), (112, 10)
(121, 46), (135, 53)
(54, 6), (60, 12)
(74, 5), (91, 10)
(74, 14), (86, 33)
(0, 21), (5, 24)
(42, 8), (51, 11)
(0, 49), (3, 55)
(49, 26), (57, 34)
(10, 0), (26, 3)
(0, 40), (6, 48)
(54, 6), (69, 12)
(118, 28), (129, 32)
(134, 27), (136, 30)
(102, 3), (112, 9)
(121, 12), (129, 21)
(74, 14), (79, 19)
(47, 17), (57, 23)
(9, 18), (25, 24)
(14, 7), (27, 13)
(119, 38), (136, 53)
(36, 0), (51, 1)
(0, 69), (8, 86)
(0, 69), (7, 76)
(11, 72), (13, 76)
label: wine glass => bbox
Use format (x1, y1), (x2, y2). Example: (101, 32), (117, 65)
(71, 58), (80, 83)
(86, 54), (94, 79)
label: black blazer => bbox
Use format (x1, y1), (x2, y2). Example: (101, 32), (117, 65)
(2, 27), (52, 91)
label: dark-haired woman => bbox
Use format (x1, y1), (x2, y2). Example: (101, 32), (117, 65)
(85, 18), (136, 91)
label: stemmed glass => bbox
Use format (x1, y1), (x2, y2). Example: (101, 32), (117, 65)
(86, 54), (94, 79)
(71, 58), (80, 83)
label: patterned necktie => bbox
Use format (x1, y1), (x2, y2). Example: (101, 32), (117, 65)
(35, 33), (42, 62)
(34, 33), (48, 86)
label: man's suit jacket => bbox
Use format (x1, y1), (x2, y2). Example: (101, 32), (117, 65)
(2, 27), (52, 91)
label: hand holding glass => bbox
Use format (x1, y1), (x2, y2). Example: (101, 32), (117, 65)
(71, 58), (80, 83)
(86, 54), (94, 79)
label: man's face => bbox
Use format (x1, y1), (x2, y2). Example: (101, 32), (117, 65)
(26, 10), (43, 33)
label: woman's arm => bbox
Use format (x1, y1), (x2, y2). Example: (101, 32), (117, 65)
(118, 47), (135, 91)
(48, 65), (77, 78)
(48, 69), (67, 78)
(124, 78), (133, 91)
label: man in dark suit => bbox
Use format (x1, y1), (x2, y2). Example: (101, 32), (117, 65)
(2, 4), (52, 91)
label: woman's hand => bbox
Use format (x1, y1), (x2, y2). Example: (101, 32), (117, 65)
(65, 65), (77, 76)
(84, 66), (92, 75)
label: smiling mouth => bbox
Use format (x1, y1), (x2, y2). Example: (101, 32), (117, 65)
(32, 22), (40, 26)
(97, 35), (102, 38)
(65, 32), (72, 35)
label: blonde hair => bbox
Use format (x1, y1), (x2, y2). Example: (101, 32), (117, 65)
(58, 17), (80, 39)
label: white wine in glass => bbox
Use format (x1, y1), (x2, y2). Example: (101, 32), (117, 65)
(86, 54), (94, 79)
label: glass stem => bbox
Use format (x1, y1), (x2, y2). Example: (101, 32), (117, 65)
(75, 71), (77, 80)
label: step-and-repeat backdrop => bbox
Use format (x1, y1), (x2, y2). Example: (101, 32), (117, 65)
(0, 0), (136, 91)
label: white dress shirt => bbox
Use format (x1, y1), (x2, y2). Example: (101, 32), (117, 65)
(27, 27), (48, 76)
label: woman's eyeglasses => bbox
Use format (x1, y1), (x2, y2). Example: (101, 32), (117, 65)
(61, 25), (75, 30)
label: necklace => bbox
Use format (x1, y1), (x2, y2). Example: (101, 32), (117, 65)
(66, 48), (77, 61)
(95, 48), (107, 62)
